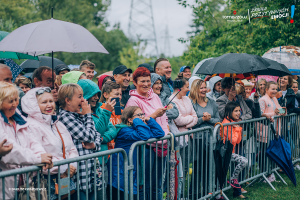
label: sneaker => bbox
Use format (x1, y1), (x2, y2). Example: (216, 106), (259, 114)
(230, 179), (241, 189)
(294, 164), (300, 171)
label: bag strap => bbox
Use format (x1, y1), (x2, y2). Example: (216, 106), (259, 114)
(55, 125), (66, 159)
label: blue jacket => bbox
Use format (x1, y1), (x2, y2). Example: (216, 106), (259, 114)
(107, 117), (165, 194)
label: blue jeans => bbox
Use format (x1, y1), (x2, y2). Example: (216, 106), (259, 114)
(139, 147), (165, 200)
(79, 190), (95, 200)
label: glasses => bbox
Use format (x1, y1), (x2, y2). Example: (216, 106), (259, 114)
(36, 87), (51, 95)
(132, 113), (145, 118)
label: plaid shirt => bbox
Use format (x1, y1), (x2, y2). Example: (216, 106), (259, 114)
(59, 109), (101, 192)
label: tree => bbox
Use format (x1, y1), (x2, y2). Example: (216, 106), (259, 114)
(179, 0), (300, 67)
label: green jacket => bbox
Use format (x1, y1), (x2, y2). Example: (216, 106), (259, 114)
(77, 79), (117, 164)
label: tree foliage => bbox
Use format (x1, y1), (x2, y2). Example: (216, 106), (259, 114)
(179, 0), (300, 67)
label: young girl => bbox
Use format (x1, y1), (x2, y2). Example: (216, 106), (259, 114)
(221, 102), (248, 199)
(107, 106), (165, 200)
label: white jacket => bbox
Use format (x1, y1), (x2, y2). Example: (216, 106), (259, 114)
(21, 88), (79, 175)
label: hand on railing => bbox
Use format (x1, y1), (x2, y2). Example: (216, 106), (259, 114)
(0, 139), (13, 157)
(61, 165), (76, 178)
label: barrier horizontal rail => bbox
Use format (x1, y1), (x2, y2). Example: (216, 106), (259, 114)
(2, 114), (300, 200)
(0, 148), (128, 200)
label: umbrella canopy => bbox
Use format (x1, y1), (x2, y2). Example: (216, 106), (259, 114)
(266, 124), (297, 186)
(0, 19), (109, 56)
(0, 31), (38, 60)
(195, 53), (270, 75)
(213, 123), (234, 193)
(20, 56), (66, 75)
(255, 58), (292, 77)
(1, 59), (23, 82)
(192, 57), (214, 76)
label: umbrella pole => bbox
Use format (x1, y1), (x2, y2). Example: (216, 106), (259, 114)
(52, 51), (54, 89)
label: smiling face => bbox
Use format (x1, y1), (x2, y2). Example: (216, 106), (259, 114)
(88, 93), (99, 108)
(214, 81), (222, 93)
(244, 86), (252, 98)
(232, 106), (241, 120)
(292, 83), (298, 94)
(104, 88), (122, 103)
(1, 94), (19, 119)
(199, 82), (207, 98)
(182, 68), (191, 79)
(152, 79), (162, 95)
(259, 80), (266, 94)
(66, 88), (84, 113)
(134, 76), (151, 96)
(0, 67), (13, 83)
(19, 83), (31, 94)
(179, 81), (189, 96)
(81, 67), (94, 80)
(279, 76), (289, 89)
(114, 71), (131, 89)
(266, 84), (278, 98)
(156, 61), (172, 80)
(37, 92), (55, 115)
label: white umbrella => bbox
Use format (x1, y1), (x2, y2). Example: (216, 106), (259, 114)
(0, 18), (108, 87)
(0, 18), (108, 56)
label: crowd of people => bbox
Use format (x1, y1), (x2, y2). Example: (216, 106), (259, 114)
(0, 58), (300, 200)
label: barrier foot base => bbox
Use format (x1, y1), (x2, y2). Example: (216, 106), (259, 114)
(274, 170), (288, 185)
(262, 174), (276, 191)
(245, 177), (259, 188)
(222, 193), (229, 200)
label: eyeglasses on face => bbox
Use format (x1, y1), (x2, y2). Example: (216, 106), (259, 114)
(132, 113), (145, 118)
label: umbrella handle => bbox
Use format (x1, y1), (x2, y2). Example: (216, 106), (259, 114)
(214, 122), (224, 140)
(167, 132), (174, 150)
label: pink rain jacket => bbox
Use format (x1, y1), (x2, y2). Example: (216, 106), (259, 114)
(126, 89), (169, 144)
(0, 110), (46, 200)
(22, 88), (79, 175)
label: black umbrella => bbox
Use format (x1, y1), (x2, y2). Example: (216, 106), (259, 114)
(20, 56), (66, 75)
(196, 53), (270, 75)
(266, 123), (297, 186)
(213, 122), (234, 195)
(253, 58), (292, 77)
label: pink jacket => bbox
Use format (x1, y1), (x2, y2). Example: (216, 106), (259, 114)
(258, 94), (282, 143)
(22, 88), (79, 175)
(170, 94), (198, 132)
(126, 89), (169, 143)
(0, 111), (46, 200)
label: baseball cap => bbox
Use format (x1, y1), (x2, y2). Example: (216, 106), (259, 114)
(138, 63), (154, 73)
(180, 66), (191, 73)
(113, 65), (133, 75)
(55, 64), (70, 75)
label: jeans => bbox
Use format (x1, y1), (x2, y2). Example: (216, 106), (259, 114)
(139, 147), (165, 200)
(79, 190), (95, 200)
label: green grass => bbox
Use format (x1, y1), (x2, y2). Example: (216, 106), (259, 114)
(223, 171), (300, 199)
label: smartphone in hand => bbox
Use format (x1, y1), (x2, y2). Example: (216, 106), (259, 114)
(112, 98), (122, 115)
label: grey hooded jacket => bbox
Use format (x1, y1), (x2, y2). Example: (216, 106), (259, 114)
(216, 94), (252, 121)
(151, 73), (179, 121)
(206, 76), (222, 101)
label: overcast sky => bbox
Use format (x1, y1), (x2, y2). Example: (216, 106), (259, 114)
(106, 0), (194, 57)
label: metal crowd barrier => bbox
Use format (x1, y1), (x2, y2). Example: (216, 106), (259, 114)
(1, 114), (299, 200)
(0, 148), (128, 200)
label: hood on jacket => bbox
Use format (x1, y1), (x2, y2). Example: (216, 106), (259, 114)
(209, 76), (222, 92)
(61, 71), (85, 85)
(151, 73), (163, 92)
(78, 79), (101, 100)
(189, 76), (201, 90)
(115, 123), (130, 134)
(0, 110), (26, 125)
(129, 88), (155, 101)
(21, 87), (56, 123)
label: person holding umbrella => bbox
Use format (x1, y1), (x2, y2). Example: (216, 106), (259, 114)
(216, 77), (252, 120)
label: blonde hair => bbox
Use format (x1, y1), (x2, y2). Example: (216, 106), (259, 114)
(0, 82), (19, 110)
(235, 84), (245, 95)
(293, 79), (298, 86)
(189, 79), (208, 104)
(58, 84), (83, 109)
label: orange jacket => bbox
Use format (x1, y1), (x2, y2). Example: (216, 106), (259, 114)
(100, 103), (122, 150)
(221, 118), (243, 153)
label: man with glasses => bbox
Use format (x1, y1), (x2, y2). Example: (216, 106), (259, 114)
(216, 77), (252, 120)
